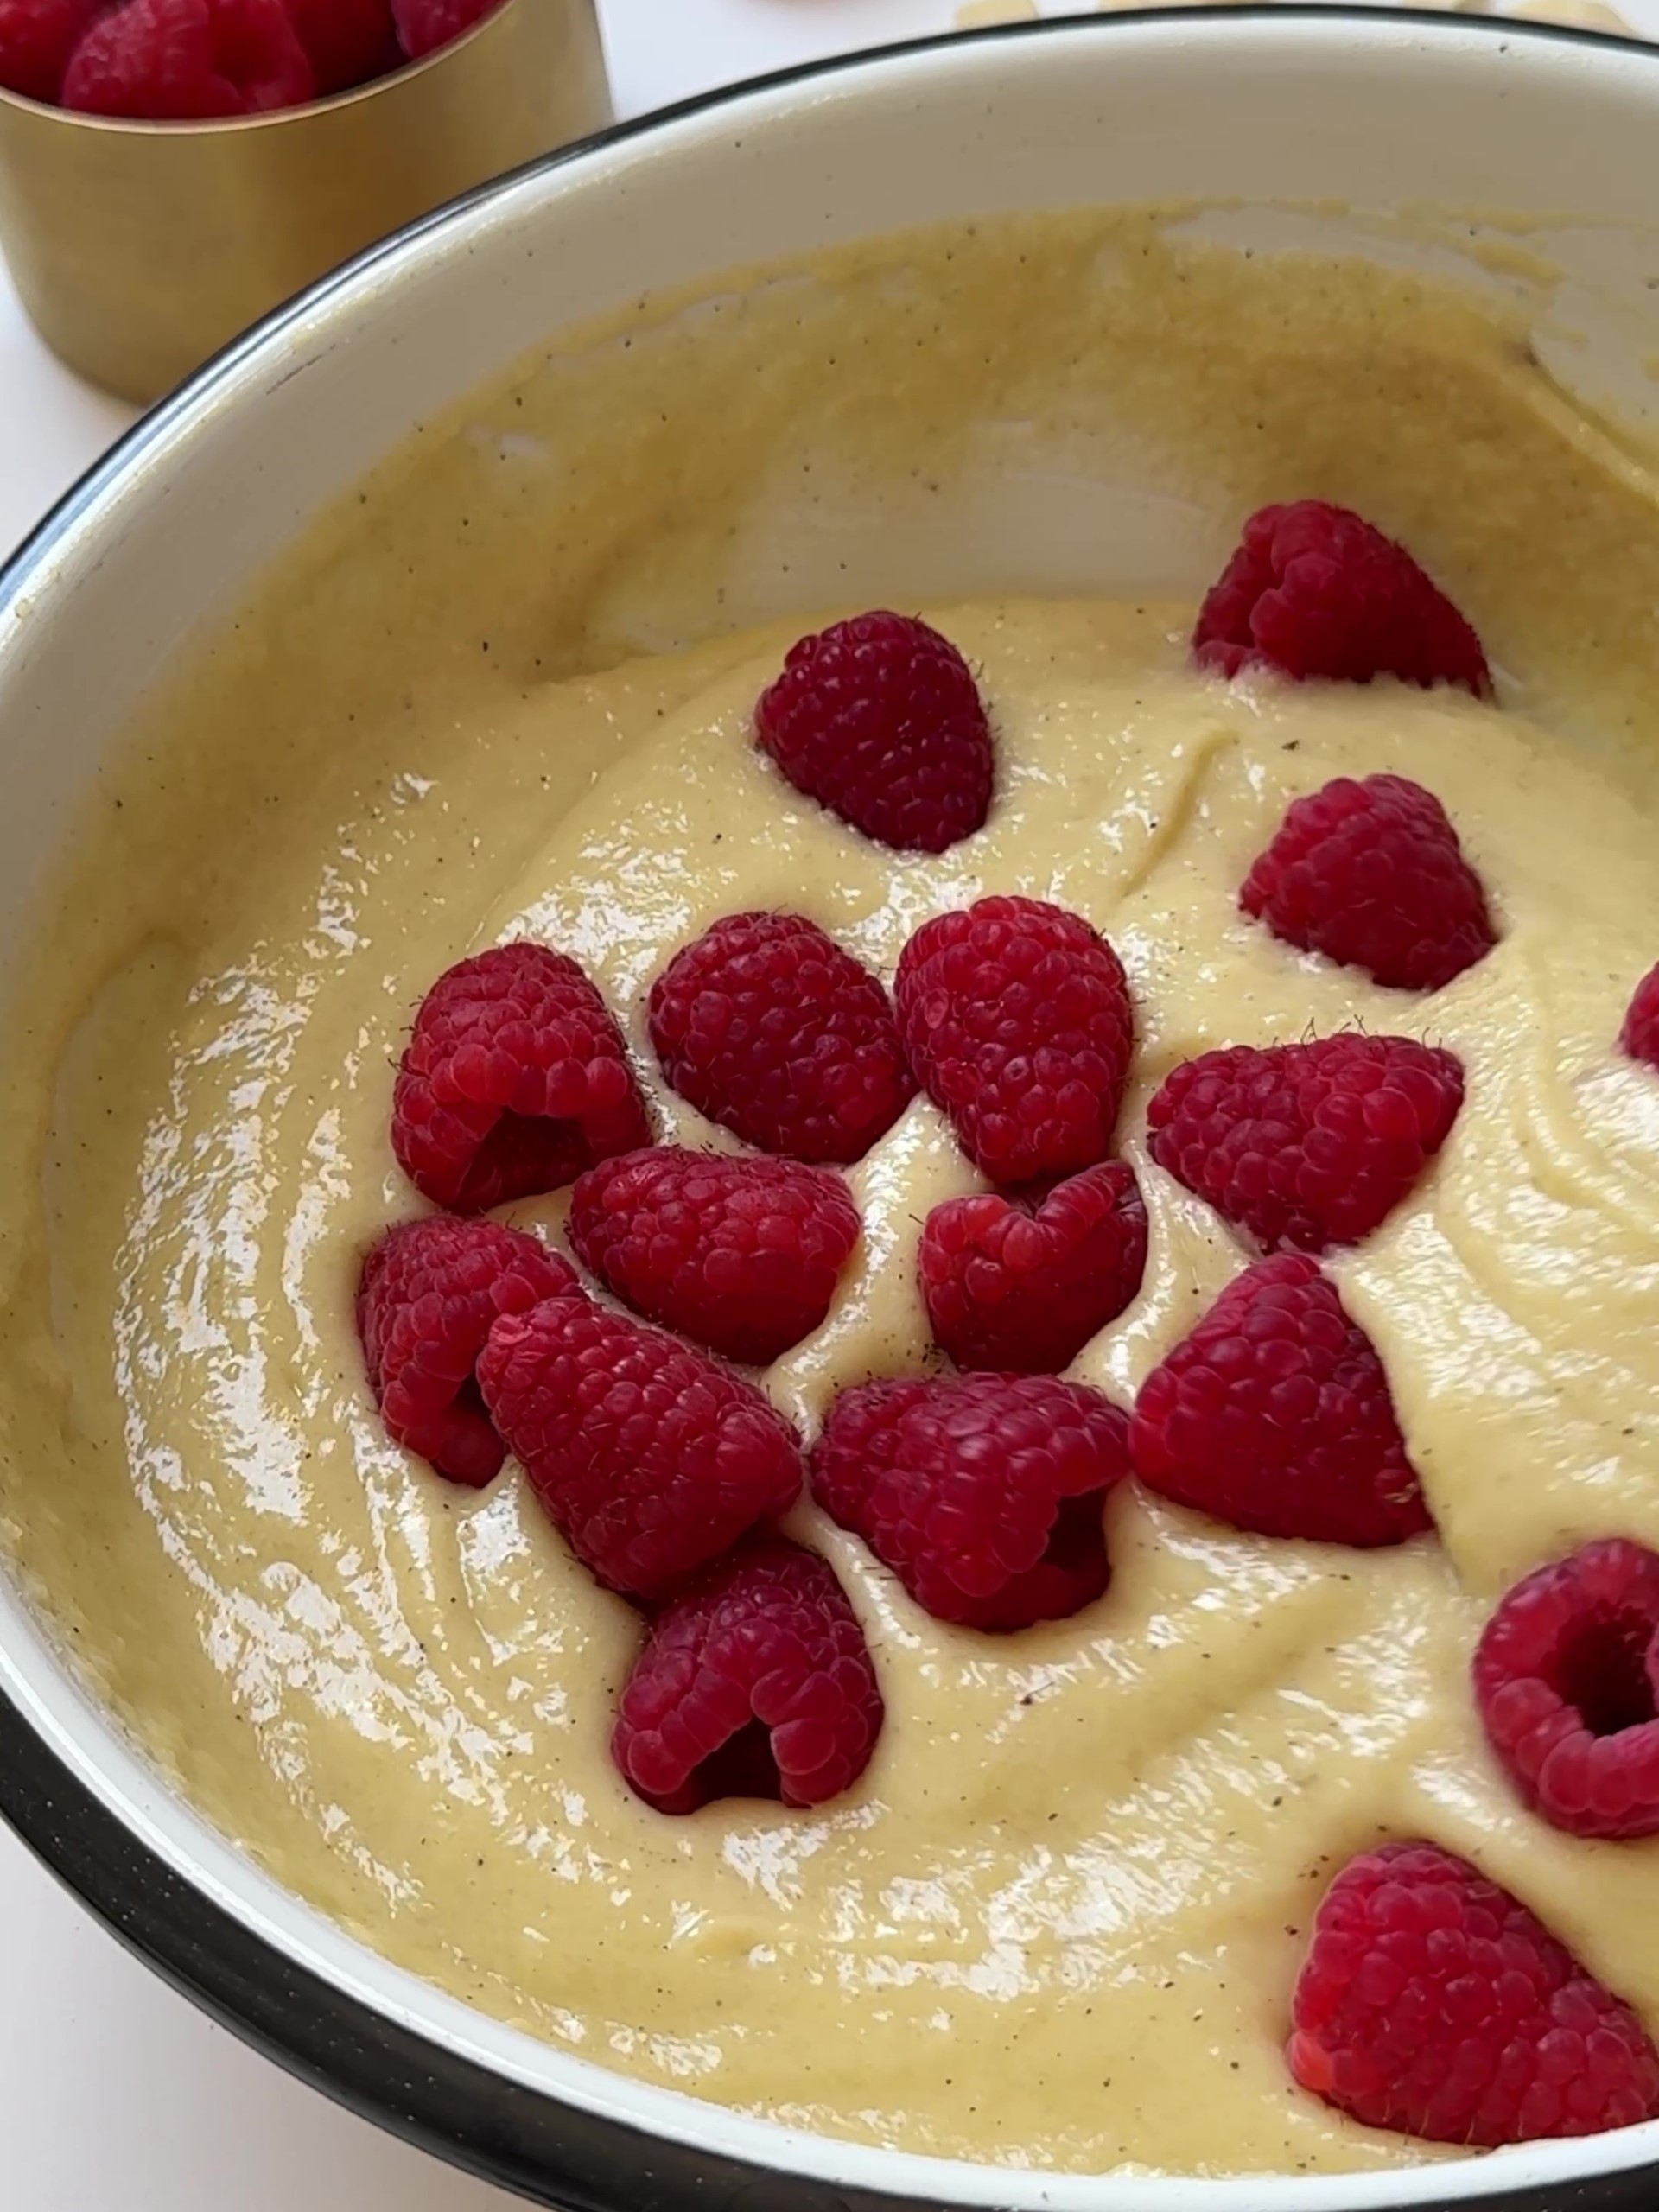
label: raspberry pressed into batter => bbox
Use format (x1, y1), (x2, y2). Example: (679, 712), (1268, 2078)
(1147, 1033), (1465, 1255)
(1242, 772), (1496, 993)
(612, 1538), (884, 1814)
(1130, 1254), (1433, 1548)
(391, 940), (652, 1214)
(754, 610), (995, 854)
(477, 1295), (803, 1601)
(1475, 1538), (1659, 1841)
(1624, 963), (1659, 1069)
(813, 1372), (1132, 1630)
(895, 895), (1134, 1184)
(1194, 500), (1491, 692)
(919, 1160), (1147, 1374)
(648, 911), (913, 1164)
(568, 1145), (861, 1367)
(1289, 1841), (1659, 2145)
(357, 1217), (578, 1487)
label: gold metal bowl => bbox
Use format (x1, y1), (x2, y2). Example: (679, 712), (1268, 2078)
(0, 0), (609, 406)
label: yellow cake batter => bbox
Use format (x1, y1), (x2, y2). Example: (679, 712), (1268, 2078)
(2, 212), (1659, 2178)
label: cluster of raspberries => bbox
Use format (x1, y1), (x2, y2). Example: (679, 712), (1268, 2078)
(0, 0), (499, 117)
(354, 499), (1659, 2151)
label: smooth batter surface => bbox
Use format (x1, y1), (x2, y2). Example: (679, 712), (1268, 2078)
(3, 213), (1659, 2179)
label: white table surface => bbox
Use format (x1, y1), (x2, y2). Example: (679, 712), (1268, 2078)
(0, 8), (960, 2206)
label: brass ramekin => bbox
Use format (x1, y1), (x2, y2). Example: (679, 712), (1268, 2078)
(0, 0), (610, 406)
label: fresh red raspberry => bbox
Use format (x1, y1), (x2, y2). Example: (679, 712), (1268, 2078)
(569, 1146), (860, 1368)
(477, 1294), (802, 1601)
(1242, 773), (1496, 993)
(1289, 1840), (1659, 2145)
(1130, 1254), (1432, 1547)
(753, 612), (995, 855)
(282, 0), (393, 90)
(63, 0), (315, 117)
(1194, 501), (1491, 693)
(894, 896), (1134, 1184)
(919, 1160), (1147, 1375)
(391, 0), (498, 61)
(392, 941), (651, 1214)
(1147, 1033), (1464, 1255)
(1474, 1539), (1659, 1842)
(811, 1372), (1131, 1631)
(0, 0), (102, 102)
(1622, 963), (1659, 1069)
(648, 912), (913, 1165)
(612, 1537), (883, 1814)
(356, 1217), (577, 1487)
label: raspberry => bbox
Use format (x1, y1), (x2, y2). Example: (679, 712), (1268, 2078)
(1147, 1033), (1463, 1255)
(391, 0), (498, 61)
(282, 0), (393, 91)
(612, 1537), (883, 1814)
(648, 912), (912, 1165)
(477, 1294), (802, 1601)
(753, 611), (995, 855)
(392, 942), (651, 1215)
(812, 1372), (1131, 1631)
(1242, 773), (1496, 993)
(1288, 1840), (1659, 2145)
(894, 896), (1134, 1184)
(1623, 963), (1659, 1069)
(0, 0), (102, 102)
(569, 1146), (860, 1368)
(1130, 1254), (1432, 1547)
(919, 1160), (1147, 1375)
(1194, 501), (1491, 692)
(356, 1217), (577, 1488)
(63, 0), (315, 118)
(1474, 1539), (1659, 1842)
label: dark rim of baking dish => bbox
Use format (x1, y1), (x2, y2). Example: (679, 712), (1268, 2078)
(3, 12), (1659, 2209)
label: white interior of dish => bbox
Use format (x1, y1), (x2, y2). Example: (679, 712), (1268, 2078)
(4, 17), (1659, 2206)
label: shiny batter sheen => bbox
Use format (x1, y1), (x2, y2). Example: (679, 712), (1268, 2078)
(3, 213), (1659, 2180)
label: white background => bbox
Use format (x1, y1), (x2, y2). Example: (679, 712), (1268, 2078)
(0, 8), (962, 2205)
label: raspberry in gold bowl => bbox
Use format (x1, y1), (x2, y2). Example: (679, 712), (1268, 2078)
(0, 0), (608, 403)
